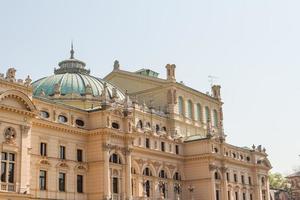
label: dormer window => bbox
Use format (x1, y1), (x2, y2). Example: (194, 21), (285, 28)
(75, 119), (85, 127)
(58, 115), (68, 123)
(40, 111), (50, 119)
(112, 122), (120, 129)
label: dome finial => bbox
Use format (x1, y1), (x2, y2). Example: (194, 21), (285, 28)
(70, 41), (75, 59)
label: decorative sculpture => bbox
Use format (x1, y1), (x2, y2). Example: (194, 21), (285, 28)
(24, 75), (32, 86)
(4, 127), (16, 144)
(54, 83), (61, 95)
(113, 60), (120, 70)
(85, 84), (92, 95)
(5, 68), (16, 82)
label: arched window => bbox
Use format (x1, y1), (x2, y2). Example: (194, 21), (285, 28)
(159, 170), (167, 179)
(205, 106), (210, 123)
(112, 122), (120, 129)
(162, 126), (167, 132)
(213, 109), (218, 127)
(173, 172), (181, 181)
(156, 124), (160, 133)
(178, 96), (184, 115)
(215, 172), (221, 180)
(137, 120), (143, 129)
(187, 100), (193, 119)
(196, 103), (202, 122)
(143, 167), (152, 176)
(109, 153), (122, 164)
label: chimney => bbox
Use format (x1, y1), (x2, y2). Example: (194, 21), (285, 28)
(211, 85), (221, 100)
(165, 64), (176, 82)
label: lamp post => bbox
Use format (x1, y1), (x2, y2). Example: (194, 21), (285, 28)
(158, 181), (165, 200)
(174, 183), (181, 200)
(188, 185), (195, 200)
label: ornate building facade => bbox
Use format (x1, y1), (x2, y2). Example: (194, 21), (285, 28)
(0, 47), (271, 200)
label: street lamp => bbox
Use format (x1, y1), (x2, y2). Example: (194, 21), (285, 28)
(188, 185), (195, 200)
(174, 183), (181, 200)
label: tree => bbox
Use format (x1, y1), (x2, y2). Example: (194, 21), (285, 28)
(269, 172), (290, 190)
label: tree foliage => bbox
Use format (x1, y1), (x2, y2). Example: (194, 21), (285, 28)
(269, 172), (290, 190)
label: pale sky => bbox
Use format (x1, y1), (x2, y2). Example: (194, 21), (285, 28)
(0, 0), (299, 174)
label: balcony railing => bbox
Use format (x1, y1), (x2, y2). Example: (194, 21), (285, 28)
(1, 183), (15, 192)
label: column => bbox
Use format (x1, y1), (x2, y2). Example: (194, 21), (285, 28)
(222, 170), (228, 200)
(126, 150), (132, 200)
(211, 172), (216, 200)
(103, 147), (111, 200)
(266, 176), (270, 200)
(19, 125), (30, 194)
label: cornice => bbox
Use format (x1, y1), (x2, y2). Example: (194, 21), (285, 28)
(133, 146), (184, 161)
(0, 104), (36, 117)
(0, 79), (32, 93)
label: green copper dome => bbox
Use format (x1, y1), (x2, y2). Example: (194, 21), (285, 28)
(32, 46), (125, 100)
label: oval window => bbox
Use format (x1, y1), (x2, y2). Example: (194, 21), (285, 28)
(112, 122), (119, 129)
(75, 119), (85, 127)
(58, 115), (68, 123)
(40, 111), (49, 118)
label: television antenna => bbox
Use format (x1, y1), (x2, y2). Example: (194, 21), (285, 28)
(208, 75), (219, 86)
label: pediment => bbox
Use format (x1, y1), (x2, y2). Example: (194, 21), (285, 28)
(0, 90), (36, 112)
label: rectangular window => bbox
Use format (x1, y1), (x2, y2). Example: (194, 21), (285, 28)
(216, 190), (220, 200)
(234, 174), (237, 182)
(241, 175), (245, 184)
(113, 177), (118, 194)
(161, 142), (165, 152)
(59, 172), (66, 192)
(60, 146), (66, 160)
(250, 194), (253, 200)
(40, 143), (47, 156)
(248, 177), (252, 185)
(228, 191), (231, 200)
(226, 172), (230, 182)
(145, 138), (150, 148)
(243, 193), (246, 200)
(1, 152), (15, 184)
(235, 192), (239, 200)
(175, 145), (179, 155)
(77, 175), (83, 193)
(77, 149), (83, 162)
(39, 170), (46, 190)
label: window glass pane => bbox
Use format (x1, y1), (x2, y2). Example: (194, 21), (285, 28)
(8, 163), (14, 183)
(9, 153), (15, 161)
(60, 146), (66, 159)
(1, 162), (6, 182)
(178, 97), (183, 114)
(40, 170), (46, 190)
(197, 104), (201, 121)
(205, 106), (210, 122)
(77, 149), (83, 162)
(59, 173), (65, 192)
(187, 100), (192, 118)
(113, 177), (118, 193)
(213, 109), (218, 127)
(77, 175), (83, 193)
(1, 152), (7, 161)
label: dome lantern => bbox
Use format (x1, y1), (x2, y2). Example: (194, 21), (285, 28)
(54, 44), (90, 75)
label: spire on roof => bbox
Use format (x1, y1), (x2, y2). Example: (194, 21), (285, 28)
(70, 42), (75, 59)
